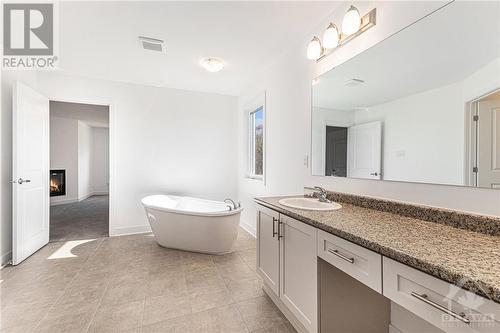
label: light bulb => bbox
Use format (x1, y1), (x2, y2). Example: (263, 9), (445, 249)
(306, 37), (322, 60)
(200, 58), (225, 72)
(342, 5), (361, 35)
(322, 23), (340, 49)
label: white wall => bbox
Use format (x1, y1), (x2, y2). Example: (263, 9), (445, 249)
(50, 116), (79, 204)
(78, 121), (93, 200)
(353, 81), (465, 185)
(1, 70), (238, 262)
(92, 127), (109, 194)
(237, 0), (500, 234)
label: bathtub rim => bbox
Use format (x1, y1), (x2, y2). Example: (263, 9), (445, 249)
(141, 194), (243, 217)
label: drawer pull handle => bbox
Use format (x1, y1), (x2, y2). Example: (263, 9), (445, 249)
(328, 249), (354, 264)
(272, 217), (278, 237)
(410, 292), (470, 325)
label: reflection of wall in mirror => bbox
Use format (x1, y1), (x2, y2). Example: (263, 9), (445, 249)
(314, 56), (500, 186)
(353, 57), (499, 186)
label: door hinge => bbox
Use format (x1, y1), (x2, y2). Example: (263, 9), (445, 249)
(473, 166), (478, 173)
(473, 115), (479, 121)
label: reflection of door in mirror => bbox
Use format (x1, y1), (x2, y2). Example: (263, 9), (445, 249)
(477, 92), (500, 188)
(347, 121), (382, 180)
(325, 126), (347, 177)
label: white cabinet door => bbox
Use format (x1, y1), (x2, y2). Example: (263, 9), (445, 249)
(280, 215), (317, 333)
(256, 205), (280, 296)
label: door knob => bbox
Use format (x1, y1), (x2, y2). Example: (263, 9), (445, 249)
(370, 172), (379, 176)
(10, 178), (31, 184)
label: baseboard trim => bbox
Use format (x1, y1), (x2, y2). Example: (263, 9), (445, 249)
(110, 225), (152, 237)
(92, 191), (109, 196)
(389, 324), (403, 333)
(1, 251), (12, 267)
(78, 192), (94, 202)
(262, 284), (308, 333)
(240, 221), (256, 237)
(50, 198), (78, 206)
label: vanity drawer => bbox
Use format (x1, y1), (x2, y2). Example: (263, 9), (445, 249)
(317, 230), (382, 293)
(383, 257), (500, 333)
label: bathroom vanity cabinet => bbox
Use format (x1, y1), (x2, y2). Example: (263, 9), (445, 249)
(255, 202), (500, 333)
(256, 205), (318, 332)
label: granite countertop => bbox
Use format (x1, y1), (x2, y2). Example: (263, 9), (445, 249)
(255, 196), (500, 304)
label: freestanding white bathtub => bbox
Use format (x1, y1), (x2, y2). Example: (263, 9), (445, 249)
(141, 195), (243, 254)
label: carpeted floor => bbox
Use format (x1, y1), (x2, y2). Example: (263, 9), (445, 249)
(50, 195), (109, 242)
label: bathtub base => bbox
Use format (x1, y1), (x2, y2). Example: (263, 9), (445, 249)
(144, 201), (241, 255)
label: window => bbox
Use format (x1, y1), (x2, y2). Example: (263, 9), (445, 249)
(248, 106), (264, 179)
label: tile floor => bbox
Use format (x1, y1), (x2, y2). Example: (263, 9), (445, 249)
(0, 228), (295, 333)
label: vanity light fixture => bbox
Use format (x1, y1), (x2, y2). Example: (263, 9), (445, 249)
(342, 6), (362, 35)
(200, 57), (225, 72)
(322, 23), (340, 49)
(307, 7), (376, 62)
(306, 37), (323, 60)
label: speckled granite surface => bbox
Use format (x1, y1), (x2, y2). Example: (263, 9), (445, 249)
(324, 191), (500, 236)
(255, 196), (500, 304)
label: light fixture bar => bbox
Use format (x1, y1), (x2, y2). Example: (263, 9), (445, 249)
(317, 8), (376, 62)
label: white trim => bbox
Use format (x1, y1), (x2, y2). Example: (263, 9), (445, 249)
(78, 192), (94, 202)
(239, 220), (256, 237)
(1, 251), (12, 267)
(244, 91), (267, 184)
(110, 225), (152, 237)
(50, 198), (78, 206)
(50, 192), (108, 206)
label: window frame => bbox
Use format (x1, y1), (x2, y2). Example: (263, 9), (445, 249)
(245, 94), (266, 182)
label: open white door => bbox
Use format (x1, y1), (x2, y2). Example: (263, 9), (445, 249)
(12, 82), (50, 265)
(477, 99), (500, 188)
(347, 121), (382, 180)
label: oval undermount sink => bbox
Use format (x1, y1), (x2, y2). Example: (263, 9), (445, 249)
(278, 197), (342, 211)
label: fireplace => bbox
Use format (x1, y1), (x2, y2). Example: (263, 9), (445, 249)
(50, 170), (66, 196)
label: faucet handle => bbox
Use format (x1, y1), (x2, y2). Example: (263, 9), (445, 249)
(314, 186), (327, 194)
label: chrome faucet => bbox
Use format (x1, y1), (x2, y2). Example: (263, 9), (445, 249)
(304, 186), (330, 203)
(224, 198), (240, 211)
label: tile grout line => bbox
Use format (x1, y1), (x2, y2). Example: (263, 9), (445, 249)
(31, 237), (106, 332)
(213, 250), (252, 333)
(84, 237), (113, 333)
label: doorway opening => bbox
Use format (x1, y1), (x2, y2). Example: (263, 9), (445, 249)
(325, 126), (348, 177)
(466, 89), (500, 188)
(49, 101), (110, 242)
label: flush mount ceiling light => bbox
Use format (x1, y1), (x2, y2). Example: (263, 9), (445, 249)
(306, 7), (376, 62)
(307, 37), (323, 60)
(342, 6), (362, 35)
(322, 23), (340, 49)
(200, 58), (225, 72)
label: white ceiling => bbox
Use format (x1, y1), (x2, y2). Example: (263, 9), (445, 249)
(50, 101), (109, 127)
(57, 1), (337, 96)
(313, 1), (500, 110)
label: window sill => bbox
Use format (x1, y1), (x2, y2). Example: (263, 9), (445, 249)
(246, 174), (263, 181)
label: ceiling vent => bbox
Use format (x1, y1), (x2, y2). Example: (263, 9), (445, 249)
(138, 36), (165, 53)
(345, 78), (365, 87)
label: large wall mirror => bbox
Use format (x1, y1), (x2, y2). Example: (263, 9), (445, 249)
(311, 1), (500, 189)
